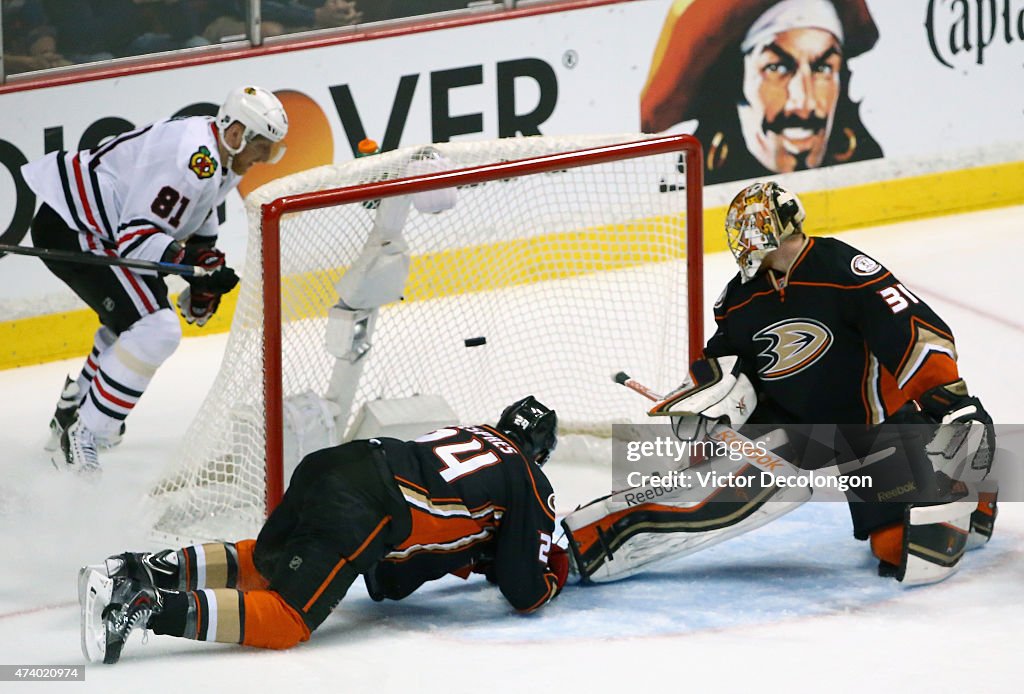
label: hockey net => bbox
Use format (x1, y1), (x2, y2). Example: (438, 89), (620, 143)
(145, 133), (703, 543)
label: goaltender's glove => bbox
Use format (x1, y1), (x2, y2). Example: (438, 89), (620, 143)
(176, 248), (239, 327)
(918, 379), (995, 482)
(649, 355), (757, 441)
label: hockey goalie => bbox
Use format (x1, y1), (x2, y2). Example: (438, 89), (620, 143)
(562, 181), (998, 587)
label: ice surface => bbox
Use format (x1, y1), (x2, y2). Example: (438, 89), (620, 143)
(1, 206), (1021, 692)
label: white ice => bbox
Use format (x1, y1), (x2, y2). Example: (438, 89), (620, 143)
(0, 205), (1021, 693)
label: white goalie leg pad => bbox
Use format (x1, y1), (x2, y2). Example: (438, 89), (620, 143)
(335, 195), (412, 310)
(897, 501), (974, 586)
(282, 391), (343, 481)
(563, 427), (810, 583)
(325, 305), (377, 363)
(966, 480), (998, 550)
(323, 307), (379, 438)
(649, 356), (756, 438)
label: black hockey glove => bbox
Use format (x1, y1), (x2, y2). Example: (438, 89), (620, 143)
(918, 379), (995, 482)
(176, 248), (239, 327)
(183, 247), (240, 295)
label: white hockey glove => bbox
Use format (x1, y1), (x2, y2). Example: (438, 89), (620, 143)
(918, 379), (995, 483)
(648, 355), (756, 440)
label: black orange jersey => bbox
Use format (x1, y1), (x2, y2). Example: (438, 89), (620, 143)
(706, 236), (959, 425)
(371, 425), (559, 612)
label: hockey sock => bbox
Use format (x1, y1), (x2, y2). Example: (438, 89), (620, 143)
(150, 589), (245, 644)
(75, 326), (117, 400)
(176, 543), (242, 590)
(78, 310), (180, 437)
(150, 589), (310, 649)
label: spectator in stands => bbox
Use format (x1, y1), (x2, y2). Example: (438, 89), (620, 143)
(124, 0), (211, 55)
(2, 0), (70, 74)
(42, 0), (209, 63)
(359, 1), (472, 24)
(264, 0), (363, 32)
(195, 0), (360, 39)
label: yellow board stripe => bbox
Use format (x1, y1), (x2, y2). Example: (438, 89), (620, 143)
(4, 160), (1023, 370)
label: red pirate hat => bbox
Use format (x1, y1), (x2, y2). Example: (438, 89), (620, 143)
(640, 0), (878, 133)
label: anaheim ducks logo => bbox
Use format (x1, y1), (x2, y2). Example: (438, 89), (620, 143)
(753, 319), (834, 380)
(189, 145), (218, 179)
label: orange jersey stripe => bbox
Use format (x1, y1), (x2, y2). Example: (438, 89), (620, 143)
(303, 515), (391, 613)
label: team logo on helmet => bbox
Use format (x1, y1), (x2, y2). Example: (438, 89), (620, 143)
(850, 254), (882, 276)
(753, 319), (833, 380)
(189, 146), (218, 179)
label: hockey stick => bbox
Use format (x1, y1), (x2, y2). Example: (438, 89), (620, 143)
(612, 370), (663, 402)
(0, 243), (215, 278)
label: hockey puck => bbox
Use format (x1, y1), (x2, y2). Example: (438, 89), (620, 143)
(464, 337), (487, 347)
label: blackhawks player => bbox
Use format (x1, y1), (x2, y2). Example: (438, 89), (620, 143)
(21, 85), (288, 475)
(79, 396), (568, 664)
(563, 181), (996, 586)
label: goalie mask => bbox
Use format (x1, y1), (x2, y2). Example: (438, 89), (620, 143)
(217, 86), (289, 164)
(497, 396), (558, 466)
(725, 181), (806, 282)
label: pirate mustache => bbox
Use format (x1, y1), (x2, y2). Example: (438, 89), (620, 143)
(762, 112), (828, 135)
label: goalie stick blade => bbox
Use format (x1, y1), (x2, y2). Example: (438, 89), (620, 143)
(79, 567), (113, 663)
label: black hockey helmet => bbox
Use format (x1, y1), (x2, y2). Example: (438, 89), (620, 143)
(496, 396), (558, 466)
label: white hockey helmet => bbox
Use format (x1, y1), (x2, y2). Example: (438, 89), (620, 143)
(725, 181), (806, 282)
(216, 86), (289, 162)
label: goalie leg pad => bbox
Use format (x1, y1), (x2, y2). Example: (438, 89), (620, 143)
(967, 481), (998, 550)
(563, 428), (809, 583)
(875, 501), (974, 586)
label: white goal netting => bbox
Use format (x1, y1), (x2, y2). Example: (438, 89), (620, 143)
(145, 133), (702, 543)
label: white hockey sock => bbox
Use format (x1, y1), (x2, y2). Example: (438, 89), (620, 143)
(78, 310), (180, 436)
(75, 326), (117, 402)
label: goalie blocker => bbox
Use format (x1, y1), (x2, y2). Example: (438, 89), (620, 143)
(564, 357), (997, 586)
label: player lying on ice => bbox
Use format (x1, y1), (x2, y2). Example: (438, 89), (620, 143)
(563, 181), (997, 588)
(79, 396), (568, 664)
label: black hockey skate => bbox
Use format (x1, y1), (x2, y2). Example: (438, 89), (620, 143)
(79, 566), (163, 664)
(44, 376), (80, 452)
(105, 550), (179, 590)
(45, 376), (125, 452)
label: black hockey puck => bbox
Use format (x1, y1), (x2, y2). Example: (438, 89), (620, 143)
(464, 336), (487, 347)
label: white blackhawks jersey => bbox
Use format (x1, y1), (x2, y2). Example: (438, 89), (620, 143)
(21, 116), (241, 267)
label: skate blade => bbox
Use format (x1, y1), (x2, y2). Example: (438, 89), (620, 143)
(43, 427), (61, 452)
(79, 567), (113, 663)
(50, 451), (102, 480)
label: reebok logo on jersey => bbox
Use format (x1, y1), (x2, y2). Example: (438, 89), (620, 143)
(189, 146), (218, 179)
(753, 319), (833, 380)
(850, 254), (881, 276)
